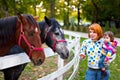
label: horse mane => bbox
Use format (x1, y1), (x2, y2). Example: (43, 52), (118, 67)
(38, 21), (46, 31)
(22, 14), (38, 26)
(38, 21), (46, 43)
(0, 16), (17, 46)
(0, 14), (38, 46)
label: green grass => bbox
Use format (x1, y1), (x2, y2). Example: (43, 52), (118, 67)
(80, 37), (86, 43)
(0, 37), (119, 80)
(109, 47), (120, 80)
(73, 38), (120, 80)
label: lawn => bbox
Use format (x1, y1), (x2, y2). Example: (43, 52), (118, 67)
(0, 38), (119, 80)
(73, 38), (120, 80)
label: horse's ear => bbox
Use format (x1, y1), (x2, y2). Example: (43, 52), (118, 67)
(44, 16), (51, 26)
(17, 14), (27, 24)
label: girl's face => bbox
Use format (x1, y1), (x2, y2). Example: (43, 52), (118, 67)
(104, 35), (111, 42)
(89, 29), (98, 41)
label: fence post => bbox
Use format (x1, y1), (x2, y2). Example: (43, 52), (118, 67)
(37, 30), (81, 80)
(57, 55), (64, 80)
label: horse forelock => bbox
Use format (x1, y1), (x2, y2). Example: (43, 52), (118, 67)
(50, 18), (61, 32)
(23, 14), (38, 28)
(51, 18), (65, 39)
(0, 16), (18, 46)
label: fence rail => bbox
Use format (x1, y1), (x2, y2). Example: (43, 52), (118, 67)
(38, 30), (81, 80)
(0, 30), (81, 80)
(0, 30), (119, 79)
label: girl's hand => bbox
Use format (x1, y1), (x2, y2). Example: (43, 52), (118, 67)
(104, 60), (110, 67)
(80, 54), (85, 60)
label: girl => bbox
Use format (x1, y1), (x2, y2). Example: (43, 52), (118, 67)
(80, 23), (104, 80)
(99, 31), (117, 76)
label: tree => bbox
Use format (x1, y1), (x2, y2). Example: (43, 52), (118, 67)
(82, 0), (120, 28)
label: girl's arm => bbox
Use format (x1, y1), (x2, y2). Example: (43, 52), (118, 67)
(79, 40), (87, 60)
(109, 53), (116, 63)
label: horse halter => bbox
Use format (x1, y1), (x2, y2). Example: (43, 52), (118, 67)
(43, 24), (51, 41)
(18, 23), (44, 58)
(43, 24), (66, 52)
(48, 32), (66, 52)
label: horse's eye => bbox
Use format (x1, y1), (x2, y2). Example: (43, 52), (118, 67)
(29, 31), (34, 36)
(55, 32), (59, 35)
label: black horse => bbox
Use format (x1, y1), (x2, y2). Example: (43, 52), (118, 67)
(1, 16), (69, 80)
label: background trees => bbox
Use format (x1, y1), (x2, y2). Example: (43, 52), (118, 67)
(0, 0), (120, 29)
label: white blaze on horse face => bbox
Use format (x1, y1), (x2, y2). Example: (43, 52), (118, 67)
(35, 27), (38, 32)
(55, 28), (62, 40)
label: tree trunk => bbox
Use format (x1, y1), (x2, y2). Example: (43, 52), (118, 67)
(65, 0), (70, 27)
(1, 0), (9, 17)
(92, 0), (99, 23)
(33, 0), (37, 16)
(77, 7), (80, 26)
(13, 0), (17, 15)
(115, 20), (120, 28)
(50, 0), (55, 18)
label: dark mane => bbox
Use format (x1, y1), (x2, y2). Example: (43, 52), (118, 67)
(0, 16), (17, 46)
(22, 14), (38, 27)
(38, 21), (46, 43)
(39, 18), (60, 31)
(38, 21), (46, 31)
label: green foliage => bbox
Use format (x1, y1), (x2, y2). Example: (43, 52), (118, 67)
(71, 26), (75, 31)
(77, 26), (80, 31)
(70, 17), (75, 27)
(104, 21), (110, 31)
(111, 26), (118, 34)
(102, 22), (120, 38)
(82, 27), (87, 33)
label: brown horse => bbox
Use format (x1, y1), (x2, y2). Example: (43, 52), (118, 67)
(0, 14), (45, 65)
(0, 16), (69, 80)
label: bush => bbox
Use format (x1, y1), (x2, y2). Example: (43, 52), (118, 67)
(77, 26), (80, 31)
(111, 26), (117, 34)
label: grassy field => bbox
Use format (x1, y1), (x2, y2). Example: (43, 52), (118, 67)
(74, 46), (120, 80)
(73, 38), (120, 80)
(0, 38), (119, 80)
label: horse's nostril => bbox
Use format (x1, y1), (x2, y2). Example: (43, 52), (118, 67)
(67, 52), (69, 57)
(38, 58), (43, 64)
(39, 58), (41, 62)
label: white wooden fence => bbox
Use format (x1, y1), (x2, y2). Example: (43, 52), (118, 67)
(38, 30), (81, 80)
(1, 30), (119, 80)
(0, 30), (80, 80)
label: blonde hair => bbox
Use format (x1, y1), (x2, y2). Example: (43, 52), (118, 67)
(88, 23), (103, 40)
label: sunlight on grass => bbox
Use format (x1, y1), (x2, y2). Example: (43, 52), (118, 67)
(0, 37), (119, 80)
(73, 38), (120, 80)
(109, 47), (120, 80)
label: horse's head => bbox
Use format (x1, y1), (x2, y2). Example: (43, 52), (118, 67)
(39, 16), (69, 59)
(16, 14), (45, 65)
